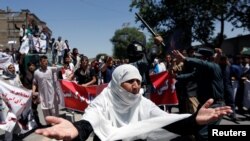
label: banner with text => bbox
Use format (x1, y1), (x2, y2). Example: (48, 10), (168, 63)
(58, 80), (107, 112)
(0, 79), (32, 132)
(59, 71), (178, 112)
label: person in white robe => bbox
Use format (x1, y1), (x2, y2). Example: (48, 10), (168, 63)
(35, 64), (232, 141)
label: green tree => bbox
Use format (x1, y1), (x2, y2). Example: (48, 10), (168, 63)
(229, 1), (250, 30)
(110, 27), (146, 59)
(130, 0), (250, 49)
(130, 0), (195, 50)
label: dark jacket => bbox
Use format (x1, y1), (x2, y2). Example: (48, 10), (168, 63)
(177, 57), (224, 105)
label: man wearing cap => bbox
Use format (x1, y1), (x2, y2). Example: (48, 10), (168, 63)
(172, 48), (225, 141)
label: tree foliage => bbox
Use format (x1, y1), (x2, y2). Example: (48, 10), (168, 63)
(230, 1), (250, 30)
(110, 27), (146, 59)
(130, 0), (250, 49)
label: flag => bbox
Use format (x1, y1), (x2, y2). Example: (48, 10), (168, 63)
(58, 80), (107, 112)
(150, 71), (178, 105)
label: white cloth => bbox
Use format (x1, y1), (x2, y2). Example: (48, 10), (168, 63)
(82, 64), (190, 141)
(19, 38), (30, 54)
(33, 67), (58, 109)
(158, 62), (166, 72)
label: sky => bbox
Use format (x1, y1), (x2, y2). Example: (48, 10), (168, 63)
(0, 0), (142, 58)
(1, 0), (249, 58)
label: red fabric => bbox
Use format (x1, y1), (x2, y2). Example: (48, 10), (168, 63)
(59, 80), (107, 112)
(150, 71), (169, 89)
(59, 71), (179, 111)
(150, 71), (178, 105)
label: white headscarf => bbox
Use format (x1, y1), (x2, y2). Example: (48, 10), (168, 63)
(3, 63), (16, 79)
(82, 64), (190, 141)
(109, 64), (142, 111)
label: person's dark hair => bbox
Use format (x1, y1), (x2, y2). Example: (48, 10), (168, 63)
(39, 55), (48, 61)
(63, 54), (70, 64)
(27, 61), (36, 67)
(80, 55), (89, 62)
(73, 48), (78, 52)
(5, 48), (10, 52)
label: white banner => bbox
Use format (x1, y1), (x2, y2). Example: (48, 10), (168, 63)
(0, 79), (32, 132)
(19, 37), (47, 54)
(34, 38), (47, 53)
(19, 38), (30, 54)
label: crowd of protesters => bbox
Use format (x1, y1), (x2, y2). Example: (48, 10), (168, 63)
(0, 31), (131, 140)
(0, 27), (250, 140)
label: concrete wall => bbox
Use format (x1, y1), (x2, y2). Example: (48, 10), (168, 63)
(221, 34), (250, 56)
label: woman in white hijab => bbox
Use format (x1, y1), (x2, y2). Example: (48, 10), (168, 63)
(2, 63), (23, 141)
(2, 63), (22, 87)
(35, 64), (232, 141)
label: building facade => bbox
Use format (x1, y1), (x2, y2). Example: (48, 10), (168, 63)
(221, 34), (250, 56)
(0, 8), (52, 50)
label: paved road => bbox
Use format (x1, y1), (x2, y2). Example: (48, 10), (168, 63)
(1, 106), (249, 141)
